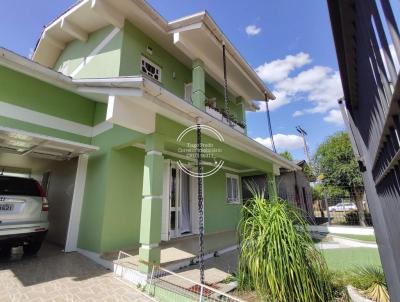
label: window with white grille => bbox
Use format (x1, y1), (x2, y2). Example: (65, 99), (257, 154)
(141, 56), (161, 82)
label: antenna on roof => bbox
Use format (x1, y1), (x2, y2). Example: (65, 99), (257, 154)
(265, 93), (276, 153)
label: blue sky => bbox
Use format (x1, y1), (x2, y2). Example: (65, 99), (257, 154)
(0, 0), (348, 160)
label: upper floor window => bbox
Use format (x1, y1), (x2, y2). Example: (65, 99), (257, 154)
(184, 83), (192, 103)
(141, 56), (161, 82)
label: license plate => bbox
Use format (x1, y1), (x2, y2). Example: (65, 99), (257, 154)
(0, 204), (14, 211)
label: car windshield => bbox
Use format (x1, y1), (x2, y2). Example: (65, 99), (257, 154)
(0, 176), (41, 196)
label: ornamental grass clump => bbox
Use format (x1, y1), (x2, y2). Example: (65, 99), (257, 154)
(350, 266), (389, 302)
(238, 186), (331, 301)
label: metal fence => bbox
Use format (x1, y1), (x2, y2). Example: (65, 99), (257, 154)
(114, 251), (243, 302)
(312, 189), (372, 226)
(146, 264), (243, 302)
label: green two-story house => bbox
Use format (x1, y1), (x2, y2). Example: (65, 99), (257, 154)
(0, 0), (299, 272)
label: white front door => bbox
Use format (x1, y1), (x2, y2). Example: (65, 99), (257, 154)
(161, 162), (198, 240)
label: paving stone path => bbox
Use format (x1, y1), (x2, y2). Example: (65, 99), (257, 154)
(0, 243), (153, 302)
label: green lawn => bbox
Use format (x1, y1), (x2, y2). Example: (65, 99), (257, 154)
(322, 248), (381, 271)
(334, 234), (376, 242)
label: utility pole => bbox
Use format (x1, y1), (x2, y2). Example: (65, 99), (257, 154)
(296, 126), (311, 163)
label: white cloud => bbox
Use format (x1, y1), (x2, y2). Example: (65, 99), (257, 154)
(292, 110), (304, 117)
(254, 52), (344, 125)
(323, 109), (344, 125)
(256, 90), (289, 112)
(276, 66), (343, 114)
(255, 52), (311, 83)
(254, 133), (303, 151)
(245, 25), (261, 36)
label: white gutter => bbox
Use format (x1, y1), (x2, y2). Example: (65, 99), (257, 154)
(0, 47), (73, 90)
(0, 47), (145, 98)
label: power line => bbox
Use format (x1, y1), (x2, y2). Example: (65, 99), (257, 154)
(265, 93), (276, 153)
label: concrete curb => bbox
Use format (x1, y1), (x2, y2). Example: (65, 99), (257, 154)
(347, 286), (373, 302)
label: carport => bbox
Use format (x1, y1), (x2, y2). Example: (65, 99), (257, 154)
(0, 126), (97, 252)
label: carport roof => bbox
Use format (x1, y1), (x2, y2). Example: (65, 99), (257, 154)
(0, 126), (98, 160)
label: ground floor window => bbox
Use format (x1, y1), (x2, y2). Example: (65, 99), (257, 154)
(226, 173), (240, 204)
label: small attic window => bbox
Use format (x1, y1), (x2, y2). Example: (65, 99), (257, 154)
(141, 56), (161, 82)
(146, 46), (153, 55)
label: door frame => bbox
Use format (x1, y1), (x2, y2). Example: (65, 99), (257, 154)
(65, 154), (89, 252)
(161, 160), (199, 241)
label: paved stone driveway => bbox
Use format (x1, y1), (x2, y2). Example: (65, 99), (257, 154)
(0, 243), (153, 302)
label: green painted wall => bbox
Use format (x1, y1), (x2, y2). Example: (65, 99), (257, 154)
(155, 115), (273, 172)
(93, 102), (107, 126)
(204, 170), (241, 234)
(119, 21), (192, 99)
(78, 125), (145, 253)
(205, 78), (245, 123)
(119, 20), (243, 120)
(53, 21), (245, 123)
(0, 65), (96, 126)
(77, 149), (109, 252)
(54, 25), (122, 78)
(100, 147), (144, 251)
(154, 115), (273, 235)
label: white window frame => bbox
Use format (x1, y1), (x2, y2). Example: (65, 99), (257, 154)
(141, 56), (162, 82)
(226, 173), (241, 204)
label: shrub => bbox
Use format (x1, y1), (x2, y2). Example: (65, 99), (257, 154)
(238, 186), (332, 301)
(349, 266), (389, 302)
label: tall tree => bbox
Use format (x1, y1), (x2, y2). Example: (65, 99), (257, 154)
(314, 132), (366, 226)
(280, 150), (294, 161)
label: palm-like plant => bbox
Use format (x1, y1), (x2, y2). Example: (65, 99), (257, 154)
(238, 185), (331, 301)
(350, 266), (389, 302)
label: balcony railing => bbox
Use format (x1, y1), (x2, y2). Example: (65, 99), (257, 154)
(205, 105), (246, 134)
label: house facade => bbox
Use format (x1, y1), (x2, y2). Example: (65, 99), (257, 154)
(0, 0), (298, 271)
(277, 161), (314, 218)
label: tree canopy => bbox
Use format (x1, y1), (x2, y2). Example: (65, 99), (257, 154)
(280, 150), (293, 161)
(314, 132), (363, 189)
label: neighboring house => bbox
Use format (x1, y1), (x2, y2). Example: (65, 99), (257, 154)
(0, 0), (299, 273)
(241, 160), (314, 218)
(328, 0), (400, 299)
(277, 160), (314, 218)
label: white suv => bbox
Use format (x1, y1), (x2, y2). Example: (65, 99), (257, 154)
(0, 175), (49, 255)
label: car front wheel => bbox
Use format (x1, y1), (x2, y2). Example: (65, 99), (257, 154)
(23, 242), (42, 255)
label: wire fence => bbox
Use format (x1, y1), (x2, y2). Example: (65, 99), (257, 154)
(146, 264), (243, 302)
(113, 252), (243, 302)
(311, 187), (372, 226)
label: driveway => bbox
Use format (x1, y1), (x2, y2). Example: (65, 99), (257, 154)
(0, 242), (153, 302)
